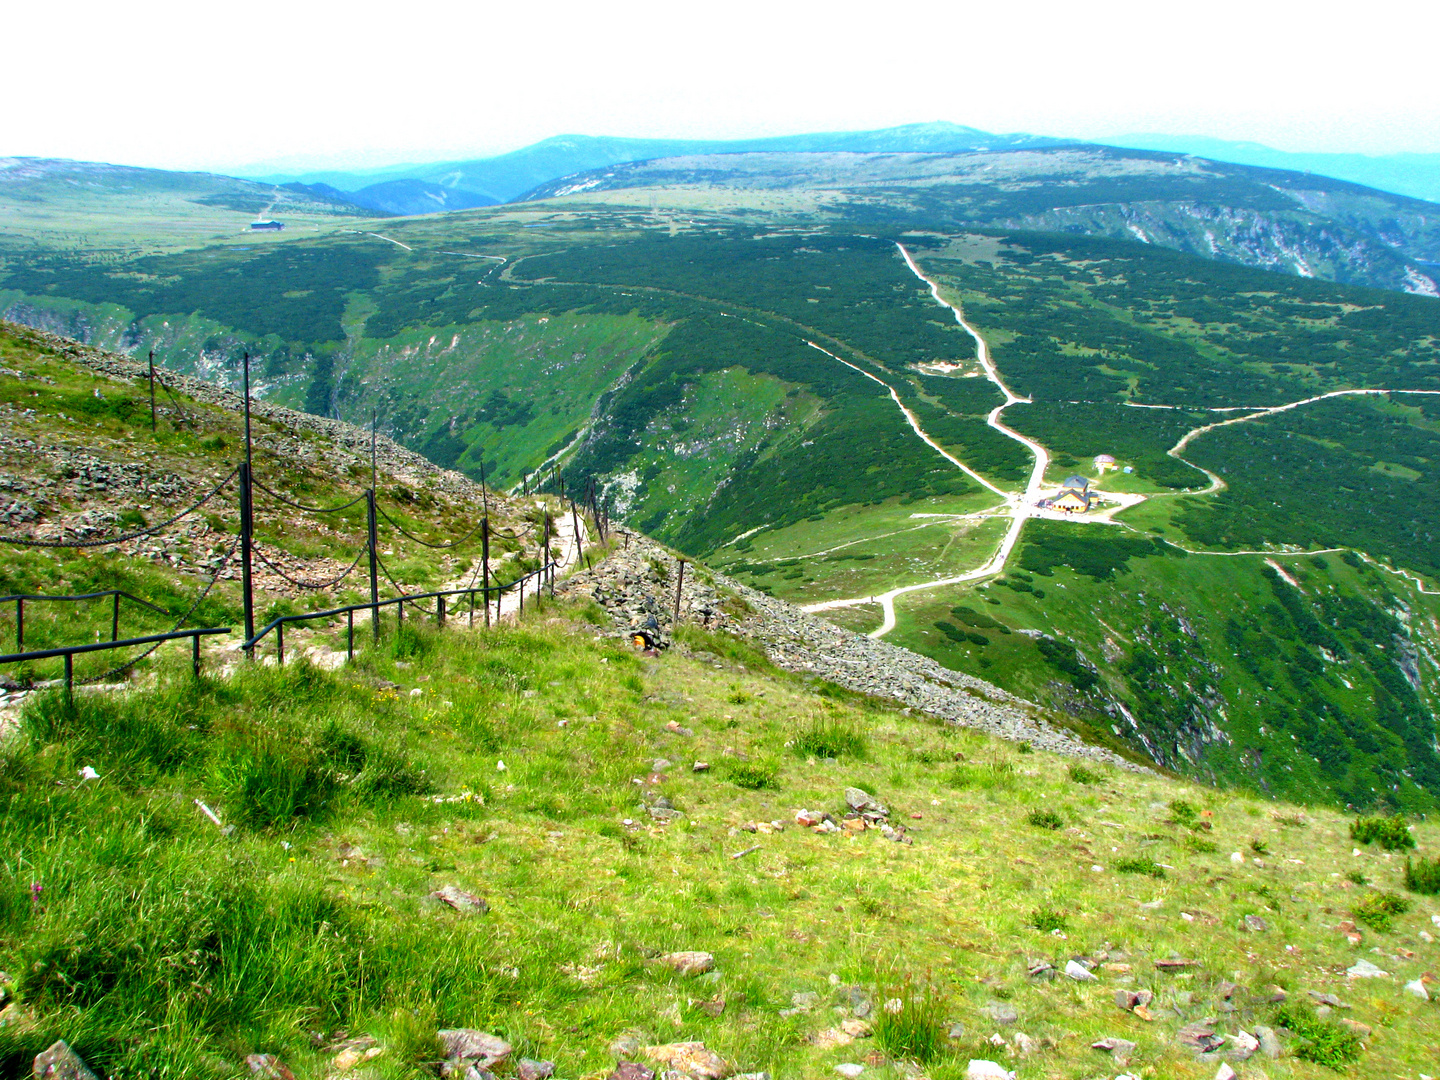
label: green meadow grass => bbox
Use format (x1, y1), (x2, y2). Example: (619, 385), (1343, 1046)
(3, 604), (1437, 1079)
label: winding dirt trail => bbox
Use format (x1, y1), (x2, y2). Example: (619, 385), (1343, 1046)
(801, 245), (1060, 636)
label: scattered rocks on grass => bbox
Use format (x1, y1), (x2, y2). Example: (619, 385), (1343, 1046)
(560, 534), (1142, 768)
(518, 1060), (555, 1080)
(33, 1041), (100, 1080)
(658, 951), (716, 976)
(611, 1064), (655, 1080)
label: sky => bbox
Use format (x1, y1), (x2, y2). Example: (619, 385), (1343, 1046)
(7, 0), (1440, 173)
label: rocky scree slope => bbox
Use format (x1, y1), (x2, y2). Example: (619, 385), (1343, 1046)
(561, 533), (1144, 769)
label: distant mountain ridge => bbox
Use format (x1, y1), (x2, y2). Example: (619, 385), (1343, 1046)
(1109, 134), (1440, 205)
(246, 122), (1064, 209)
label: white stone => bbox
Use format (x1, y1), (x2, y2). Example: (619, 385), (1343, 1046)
(1230, 851), (1245, 865)
(1215, 1065), (1237, 1080)
(1346, 959), (1389, 979)
(1403, 979), (1429, 1000)
(835, 1065), (864, 1078)
(1065, 960), (1098, 981)
(965, 1062), (1014, 1080)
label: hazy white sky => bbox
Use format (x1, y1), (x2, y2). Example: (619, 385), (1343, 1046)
(8, 0), (1439, 172)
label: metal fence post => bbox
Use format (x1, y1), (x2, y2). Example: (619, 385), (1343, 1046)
(437, 594), (446, 628)
(277, 621), (284, 666)
(192, 632), (201, 678)
(482, 518), (491, 629)
(239, 460), (255, 653)
(674, 559), (686, 625)
(14, 597), (21, 651)
(348, 609), (355, 661)
(241, 354), (255, 652)
(367, 489), (380, 641)
(148, 351), (157, 432)
(63, 652), (73, 706)
(111, 592), (120, 642)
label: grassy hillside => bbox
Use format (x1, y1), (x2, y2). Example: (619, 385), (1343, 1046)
(3, 609), (1439, 1079)
(0, 322), (549, 686)
(0, 158), (379, 259)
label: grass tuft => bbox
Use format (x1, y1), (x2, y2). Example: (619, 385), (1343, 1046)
(790, 716), (868, 760)
(1067, 763), (1102, 785)
(1026, 808), (1065, 830)
(871, 979), (948, 1064)
(1030, 905), (1068, 933)
(1114, 855), (1166, 878)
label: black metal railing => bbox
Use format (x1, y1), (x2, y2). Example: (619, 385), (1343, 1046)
(2, 589), (171, 651)
(242, 559), (559, 664)
(0, 626), (232, 701)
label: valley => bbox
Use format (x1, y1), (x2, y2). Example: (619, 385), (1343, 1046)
(3, 149), (1440, 814)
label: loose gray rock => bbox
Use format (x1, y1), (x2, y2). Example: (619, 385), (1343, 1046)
(658, 951), (715, 976)
(1242, 914), (1268, 932)
(1403, 979), (1429, 1001)
(245, 1054), (296, 1080)
(33, 1042), (99, 1080)
(980, 1002), (1018, 1026)
(611, 1064), (655, 1080)
(1346, 959), (1388, 979)
(1252, 1025), (1282, 1060)
(1091, 1037), (1136, 1065)
(431, 885), (489, 914)
(438, 1030), (512, 1066)
(1064, 959), (1097, 981)
(518, 1060), (555, 1080)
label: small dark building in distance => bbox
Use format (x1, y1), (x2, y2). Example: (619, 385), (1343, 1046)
(249, 220), (284, 231)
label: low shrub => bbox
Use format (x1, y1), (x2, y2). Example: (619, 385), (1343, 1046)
(1068, 764), (1102, 785)
(1114, 856), (1166, 878)
(1273, 1004), (1363, 1068)
(1182, 835), (1219, 854)
(1353, 890), (1410, 933)
(1026, 808), (1065, 830)
(1250, 838), (1270, 856)
(1350, 815), (1415, 851)
(1168, 799), (1198, 826)
(791, 716), (868, 760)
(1403, 855), (1440, 895)
(1345, 870), (1369, 887)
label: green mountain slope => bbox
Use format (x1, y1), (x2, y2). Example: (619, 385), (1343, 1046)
(522, 146), (1440, 295)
